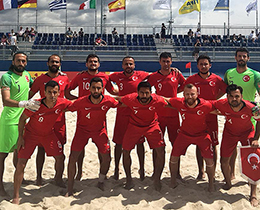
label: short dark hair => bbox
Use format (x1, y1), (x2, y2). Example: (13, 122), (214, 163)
(48, 54), (61, 62)
(197, 54), (211, 64)
(235, 47), (249, 57)
(159, 52), (172, 60)
(122, 56), (135, 62)
(13, 51), (28, 62)
(137, 81), (151, 91)
(90, 77), (103, 87)
(184, 83), (196, 90)
(86, 54), (100, 63)
(45, 80), (60, 90)
(226, 84), (243, 95)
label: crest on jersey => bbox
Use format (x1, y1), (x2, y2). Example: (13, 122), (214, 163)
(243, 75), (250, 82)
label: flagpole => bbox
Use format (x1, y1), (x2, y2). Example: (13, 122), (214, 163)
(256, 0), (258, 34)
(17, 9), (19, 31)
(95, 6), (97, 35)
(228, 0), (230, 36)
(124, 1), (126, 35)
(36, 7), (38, 31)
(198, 0), (201, 30)
(65, 2), (68, 32)
(101, 0), (103, 34)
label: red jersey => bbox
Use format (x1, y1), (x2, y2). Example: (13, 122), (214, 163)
(69, 71), (114, 97)
(24, 98), (72, 136)
(169, 97), (213, 136)
(109, 70), (149, 116)
(68, 95), (118, 132)
(212, 99), (259, 135)
(121, 93), (167, 127)
(147, 70), (185, 117)
(30, 73), (70, 98)
(185, 73), (227, 100)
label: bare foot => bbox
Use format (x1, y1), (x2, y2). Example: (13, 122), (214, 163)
(154, 180), (162, 191)
(139, 169), (145, 181)
(65, 192), (74, 197)
(124, 180), (134, 190)
(222, 183), (232, 190)
(36, 177), (43, 186)
(250, 196), (259, 207)
(97, 182), (104, 191)
(75, 173), (82, 181)
(196, 173), (206, 181)
(113, 169), (119, 180)
(55, 179), (66, 188)
(12, 198), (20, 205)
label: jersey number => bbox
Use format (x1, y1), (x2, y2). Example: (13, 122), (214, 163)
(83, 82), (90, 90)
(119, 83), (123, 91)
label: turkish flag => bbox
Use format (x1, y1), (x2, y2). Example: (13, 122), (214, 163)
(185, 62), (191, 69)
(238, 146), (260, 185)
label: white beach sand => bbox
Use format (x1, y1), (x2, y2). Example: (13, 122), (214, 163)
(0, 90), (259, 210)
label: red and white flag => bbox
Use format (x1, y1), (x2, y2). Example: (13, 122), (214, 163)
(238, 146), (260, 185)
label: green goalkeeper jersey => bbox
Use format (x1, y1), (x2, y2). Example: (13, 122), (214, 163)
(224, 67), (260, 102)
(0, 70), (33, 125)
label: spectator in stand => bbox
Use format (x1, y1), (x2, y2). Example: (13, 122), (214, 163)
(248, 30), (256, 42)
(29, 27), (36, 42)
(65, 27), (73, 38)
(1, 35), (9, 46)
(160, 23), (166, 43)
(237, 34), (243, 43)
(95, 37), (107, 46)
(187, 29), (194, 38)
(24, 27), (30, 42)
(215, 35), (221, 43)
(195, 28), (201, 38)
(203, 35), (210, 45)
(78, 28), (84, 37)
(112, 27), (118, 39)
(10, 32), (18, 55)
(73, 31), (78, 38)
(231, 34), (238, 44)
(17, 26), (25, 41)
(192, 38), (201, 60)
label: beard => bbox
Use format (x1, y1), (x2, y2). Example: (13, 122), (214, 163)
(237, 60), (247, 67)
(124, 68), (134, 74)
(139, 97), (150, 104)
(185, 98), (196, 106)
(49, 65), (59, 73)
(13, 64), (25, 73)
(229, 100), (241, 108)
(92, 93), (102, 99)
(200, 70), (209, 75)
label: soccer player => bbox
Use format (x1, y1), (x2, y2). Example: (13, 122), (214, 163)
(224, 48), (260, 180)
(29, 54), (75, 186)
(66, 77), (118, 196)
(212, 84), (260, 207)
(185, 55), (227, 179)
(109, 56), (149, 180)
(0, 52), (40, 197)
(167, 84), (215, 192)
(12, 80), (72, 204)
(147, 52), (185, 179)
(118, 81), (167, 191)
(67, 54), (118, 180)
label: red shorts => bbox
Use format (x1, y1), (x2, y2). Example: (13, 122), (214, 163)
(171, 132), (213, 159)
(221, 129), (254, 157)
(122, 123), (165, 151)
(54, 118), (66, 145)
(206, 115), (218, 146)
(18, 130), (63, 159)
(71, 127), (110, 154)
(158, 115), (180, 144)
(113, 113), (145, 145)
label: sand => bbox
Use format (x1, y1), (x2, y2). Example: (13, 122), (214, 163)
(0, 90), (259, 210)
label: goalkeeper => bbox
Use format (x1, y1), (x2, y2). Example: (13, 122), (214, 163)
(0, 52), (40, 197)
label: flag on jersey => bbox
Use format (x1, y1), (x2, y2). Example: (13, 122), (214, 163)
(0, 0), (18, 10)
(108, 0), (125, 12)
(18, 0), (37, 8)
(238, 146), (260, 185)
(49, 0), (66, 11)
(246, 0), (257, 15)
(214, 0), (229, 11)
(153, 0), (170, 10)
(179, 0), (200, 15)
(79, 0), (96, 10)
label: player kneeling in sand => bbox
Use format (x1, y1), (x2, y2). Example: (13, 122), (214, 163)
(12, 80), (72, 204)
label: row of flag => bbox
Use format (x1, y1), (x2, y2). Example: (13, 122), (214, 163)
(0, 0), (258, 15)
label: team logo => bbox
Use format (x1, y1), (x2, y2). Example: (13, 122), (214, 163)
(197, 110), (204, 115)
(149, 106), (155, 111)
(171, 77), (176, 82)
(59, 80), (64, 85)
(55, 109), (61, 114)
(132, 76), (138, 81)
(241, 114), (249, 119)
(25, 75), (29, 82)
(243, 75), (250, 82)
(101, 105), (108, 110)
(209, 81), (215, 87)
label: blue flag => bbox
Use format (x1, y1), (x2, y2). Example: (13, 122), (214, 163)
(214, 0), (229, 11)
(49, 0), (66, 11)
